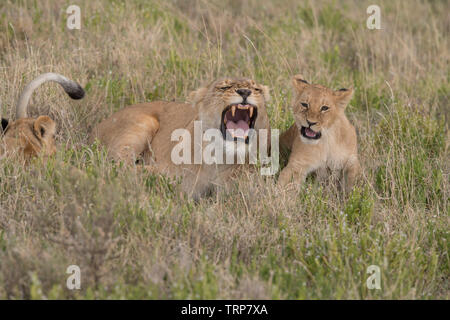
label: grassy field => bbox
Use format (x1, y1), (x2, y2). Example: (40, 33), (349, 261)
(0, 0), (448, 299)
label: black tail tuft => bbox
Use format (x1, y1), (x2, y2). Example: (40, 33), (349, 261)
(66, 83), (85, 100)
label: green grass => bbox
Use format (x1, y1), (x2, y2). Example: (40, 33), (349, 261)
(0, 0), (448, 299)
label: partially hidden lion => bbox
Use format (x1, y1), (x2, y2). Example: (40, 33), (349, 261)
(89, 78), (271, 199)
(278, 74), (361, 191)
(0, 73), (85, 161)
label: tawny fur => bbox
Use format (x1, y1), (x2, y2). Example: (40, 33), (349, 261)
(1, 73), (84, 161)
(278, 74), (361, 191)
(90, 78), (271, 199)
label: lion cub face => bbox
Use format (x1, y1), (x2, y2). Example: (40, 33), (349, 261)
(189, 78), (270, 145)
(291, 75), (353, 144)
(1, 116), (56, 160)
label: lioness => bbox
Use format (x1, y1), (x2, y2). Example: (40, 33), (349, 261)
(90, 78), (271, 199)
(1, 73), (85, 160)
(278, 75), (360, 191)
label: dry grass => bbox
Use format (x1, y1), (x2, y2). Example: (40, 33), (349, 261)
(0, 0), (448, 299)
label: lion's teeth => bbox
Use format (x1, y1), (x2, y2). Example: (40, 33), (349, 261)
(249, 106), (254, 118)
(231, 105), (236, 117)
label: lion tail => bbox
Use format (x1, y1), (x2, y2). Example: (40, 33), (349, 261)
(16, 72), (85, 119)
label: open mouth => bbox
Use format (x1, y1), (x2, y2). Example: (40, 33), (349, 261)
(301, 126), (321, 140)
(220, 104), (258, 143)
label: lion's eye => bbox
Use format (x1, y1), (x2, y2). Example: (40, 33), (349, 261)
(301, 102), (309, 108)
(218, 85), (232, 91)
(321, 105), (329, 112)
(254, 87), (262, 92)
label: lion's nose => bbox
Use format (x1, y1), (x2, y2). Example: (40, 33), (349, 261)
(236, 89), (251, 100)
(307, 120), (318, 127)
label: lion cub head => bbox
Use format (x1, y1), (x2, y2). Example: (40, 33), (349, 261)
(1, 116), (56, 160)
(188, 78), (271, 147)
(291, 74), (353, 144)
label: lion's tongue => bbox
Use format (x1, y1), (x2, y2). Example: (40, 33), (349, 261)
(226, 120), (249, 137)
(305, 127), (317, 137)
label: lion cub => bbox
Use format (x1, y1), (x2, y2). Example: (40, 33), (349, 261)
(278, 74), (360, 191)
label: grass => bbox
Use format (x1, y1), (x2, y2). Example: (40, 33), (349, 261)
(0, 0), (448, 299)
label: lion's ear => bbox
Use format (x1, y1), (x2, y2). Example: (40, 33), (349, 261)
(33, 116), (56, 140)
(187, 87), (208, 105)
(1, 118), (9, 134)
(261, 85), (270, 102)
(334, 87), (354, 109)
(292, 74), (309, 93)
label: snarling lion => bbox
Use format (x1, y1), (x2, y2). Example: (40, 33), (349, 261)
(1, 73), (85, 161)
(278, 74), (361, 191)
(90, 78), (271, 198)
